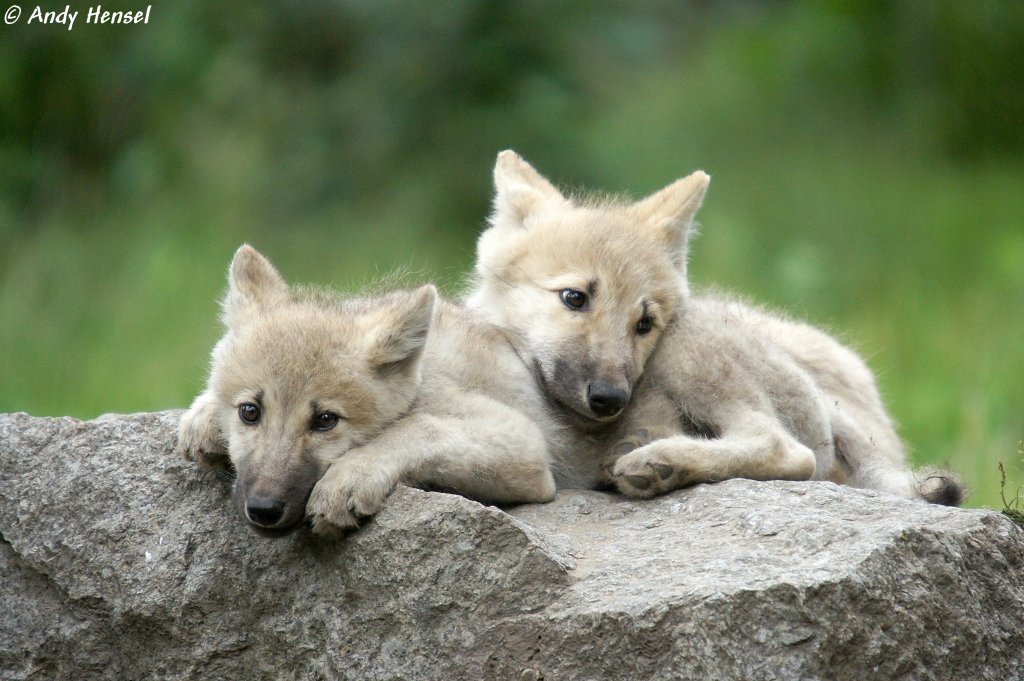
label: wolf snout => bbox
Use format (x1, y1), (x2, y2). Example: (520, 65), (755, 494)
(587, 381), (630, 418)
(244, 496), (289, 528)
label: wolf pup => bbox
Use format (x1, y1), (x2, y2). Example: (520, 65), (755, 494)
(467, 151), (963, 505)
(177, 245), (557, 537)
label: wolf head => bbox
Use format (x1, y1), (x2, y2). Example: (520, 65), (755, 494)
(208, 245), (436, 537)
(467, 151), (709, 425)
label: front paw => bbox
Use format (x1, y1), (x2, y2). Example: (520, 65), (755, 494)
(306, 460), (397, 536)
(598, 429), (653, 487)
(176, 406), (228, 470)
(605, 448), (691, 499)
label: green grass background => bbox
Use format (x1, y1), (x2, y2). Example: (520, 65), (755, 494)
(2, 2), (1021, 509)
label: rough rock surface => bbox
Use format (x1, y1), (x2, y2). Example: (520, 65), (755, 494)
(1, 411), (1022, 681)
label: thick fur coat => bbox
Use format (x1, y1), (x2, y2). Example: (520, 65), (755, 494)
(467, 151), (963, 505)
(178, 246), (560, 536)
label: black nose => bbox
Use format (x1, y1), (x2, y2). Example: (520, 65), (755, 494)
(587, 381), (629, 417)
(245, 497), (287, 528)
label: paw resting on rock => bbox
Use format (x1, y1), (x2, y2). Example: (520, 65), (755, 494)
(176, 408), (228, 470)
(608, 451), (686, 498)
(306, 460), (398, 536)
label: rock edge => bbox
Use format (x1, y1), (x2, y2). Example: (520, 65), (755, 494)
(1, 411), (1022, 680)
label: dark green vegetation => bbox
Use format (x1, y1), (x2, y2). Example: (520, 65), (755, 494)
(1000, 456), (1024, 526)
(2, 2), (1021, 508)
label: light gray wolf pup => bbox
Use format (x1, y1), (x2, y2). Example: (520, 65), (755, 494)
(466, 151), (963, 505)
(177, 245), (558, 537)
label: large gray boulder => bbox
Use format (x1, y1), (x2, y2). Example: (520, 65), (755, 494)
(1, 411), (1021, 680)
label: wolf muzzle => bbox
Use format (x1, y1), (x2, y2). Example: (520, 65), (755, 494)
(587, 380), (629, 418)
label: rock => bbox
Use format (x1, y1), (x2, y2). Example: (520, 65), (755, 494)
(1, 411), (1022, 680)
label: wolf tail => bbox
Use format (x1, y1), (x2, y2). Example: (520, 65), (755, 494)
(910, 467), (967, 506)
(857, 465), (966, 507)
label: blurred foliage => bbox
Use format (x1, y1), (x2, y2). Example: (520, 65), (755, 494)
(1, 0), (1022, 509)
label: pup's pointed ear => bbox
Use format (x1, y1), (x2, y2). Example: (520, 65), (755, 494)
(223, 245), (289, 325)
(491, 150), (564, 226)
(363, 285), (437, 374)
(633, 170), (710, 266)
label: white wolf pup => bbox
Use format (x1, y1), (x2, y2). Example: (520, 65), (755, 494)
(467, 151), (963, 505)
(177, 245), (558, 537)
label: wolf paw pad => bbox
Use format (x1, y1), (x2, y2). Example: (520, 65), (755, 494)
(609, 451), (689, 499)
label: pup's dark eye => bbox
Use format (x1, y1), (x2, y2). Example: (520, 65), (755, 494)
(238, 402), (261, 425)
(636, 316), (655, 335)
(559, 289), (588, 310)
(311, 411), (339, 432)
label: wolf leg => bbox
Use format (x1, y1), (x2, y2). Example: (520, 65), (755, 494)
(176, 389), (230, 470)
(306, 393), (555, 535)
(606, 409), (817, 499)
